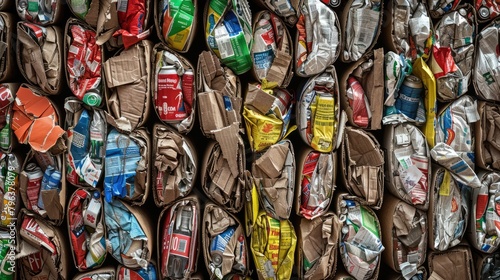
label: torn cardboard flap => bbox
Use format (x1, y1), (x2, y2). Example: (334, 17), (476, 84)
(104, 50), (142, 88)
(213, 123), (241, 177)
(346, 129), (384, 166)
(254, 141), (289, 178)
(244, 84), (275, 115)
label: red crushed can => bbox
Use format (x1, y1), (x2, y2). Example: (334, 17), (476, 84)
(157, 66), (187, 122)
(181, 69), (194, 115)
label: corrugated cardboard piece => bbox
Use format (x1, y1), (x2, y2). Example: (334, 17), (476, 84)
(296, 212), (341, 280)
(152, 123), (197, 207)
(383, 123), (430, 211)
(19, 150), (67, 226)
(294, 146), (337, 220)
(377, 194), (427, 276)
(340, 127), (384, 209)
(339, 48), (384, 130)
(17, 209), (70, 280)
(197, 50), (242, 138)
(475, 101), (500, 171)
(152, 43), (197, 133)
(16, 23), (64, 95)
(252, 139), (295, 220)
(104, 40), (152, 133)
(202, 203), (249, 279)
(201, 123), (246, 213)
(427, 245), (474, 280)
(0, 13), (17, 83)
(157, 195), (200, 279)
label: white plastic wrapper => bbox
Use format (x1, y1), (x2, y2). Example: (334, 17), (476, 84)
(474, 19), (500, 101)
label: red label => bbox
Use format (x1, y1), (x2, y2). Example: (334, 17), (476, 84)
(169, 232), (191, 259)
(27, 251), (43, 273)
(157, 72), (186, 121)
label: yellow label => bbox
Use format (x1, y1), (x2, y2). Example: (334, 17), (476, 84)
(245, 178), (260, 236)
(439, 170), (451, 196)
(412, 58), (437, 148)
(243, 107), (283, 152)
(311, 96), (335, 152)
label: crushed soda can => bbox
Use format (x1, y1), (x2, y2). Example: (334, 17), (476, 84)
(474, 18), (500, 102)
(153, 44), (197, 133)
(252, 140), (295, 220)
(201, 125), (245, 213)
(297, 65), (341, 152)
(340, 48), (384, 130)
(159, 195), (200, 279)
(251, 10), (293, 87)
(0, 84), (18, 152)
(295, 147), (336, 220)
(118, 263), (158, 280)
(427, 245), (473, 279)
(250, 210), (296, 280)
(336, 194), (384, 280)
(153, 124), (196, 207)
(428, 164), (468, 251)
(12, 85), (66, 154)
(295, 0), (340, 77)
(17, 22), (64, 95)
(476, 101), (500, 171)
(431, 5), (476, 102)
(383, 0), (433, 61)
(68, 189), (106, 271)
(432, 95), (480, 187)
(203, 203), (249, 279)
(254, 0), (299, 25)
(104, 128), (150, 205)
(18, 209), (70, 279)
(340, 0), (383, 63)
(340, 127), (385, 209)
(104, 198), (153, 269)
(378, 195), (427, 279)
(475, 0), (500, 21)
(467, 171), (500, 253)
(205, 0), (253, 75)
(65, 98), (106, 188)
(65, 19), (103, 107)
(197, 50), (243, 138)
(16, 0), (62, 25)
(103, 40), (153, 132)
(112, 0), (151, 49)
(428, 0), (461, 18)
(296, 212), (341, 280)
(156, 0), (196, 52)
(243, 84), (294, 152)
(477, 250), (500, 279)
(0, 13), (17, 83)
(73, 267), (115, 280)
(384, 123), (430, 209)
(0, 230), (15, 280)
(0, 152), (20, 228)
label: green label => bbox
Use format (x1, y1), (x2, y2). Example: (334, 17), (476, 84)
(360, 206), (380, 238)
(28, 0), (39, 12)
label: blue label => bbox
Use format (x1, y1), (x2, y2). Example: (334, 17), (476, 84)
(223, 11), (242, 36)
(253, 49), (275, 70)
(223, 96), (233, 111)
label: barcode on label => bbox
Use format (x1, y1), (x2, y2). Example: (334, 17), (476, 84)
(178, 239), (187, 253)
(215, 27), (234, 59)
(117, 0), (128, 12)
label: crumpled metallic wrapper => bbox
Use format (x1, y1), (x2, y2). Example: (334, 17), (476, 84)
(297, 66), (340, 153)
(295, 0), (340, 77)
(342, 0), (382, 62)
(430, 165), (468, 251)
(479, 251), (500, 279)
(250, 210), (296, 280)
(476, 101), (500, 171)
(252, 140), (295, 220)
(153, 124), (197, 207)
(297, 212), (341, 280)
(431, 5), (475, 102)
(389, 0), (433, 61)
(384, 123), (430, 208)
(427, 0), (461, 18)
(340, 127), (385, 209)
(468, 171), (500, 253)
(17, 22), (63, 95)
(203, 203), (249, 279)
(474, 18), (500, 102)
(197, 50), (242, 138)
(202, 124), (245, 213)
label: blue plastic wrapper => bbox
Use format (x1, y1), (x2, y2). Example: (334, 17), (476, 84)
(104, 129), (141, 202)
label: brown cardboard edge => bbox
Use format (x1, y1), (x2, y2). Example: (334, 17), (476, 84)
(473, 17), (500, 100)
(475, 100), (492, 171)
(151, 123), (198, 207)
(151, 42), (197, 133)
(427, 245), (475, 280)
(0, 13), (16, 83)
(156, 195), (201, 279)
(332, 192), (382, 279)
(66, 188), (107, 272)
(18, 208), (70, 279)
(128, 128), (151, 206)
